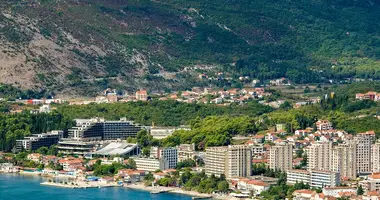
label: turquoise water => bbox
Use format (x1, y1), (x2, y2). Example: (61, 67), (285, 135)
(0, 174), (191, 200)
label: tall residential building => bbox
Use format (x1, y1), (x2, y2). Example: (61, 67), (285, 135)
(306, 141), (332, 171)
(269, 142), (293, 172)
(331, 142), (357, 179)
(354, 131), (375, 174)
(372, 142), (380, 173)
(205, 145), (252, 178)
(15, 130), (64, 152)
(150, 147), (178, 169)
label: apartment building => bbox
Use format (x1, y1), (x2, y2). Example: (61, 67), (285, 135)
(15, 130), (64, 152)
(331, 142), (357, 179)
(373, 142), (380, 173)
(131, 157), (169, 172)
(310, 170), (340, 188)
(287, 169), (340, 188)
(205, 145), (252, 178)
(287, 169), (311, 185)
(150, 147), (178, 169)
(306, 141), (332, 171)
(354, 131), (375, 174)
(269, 142), (292, 172)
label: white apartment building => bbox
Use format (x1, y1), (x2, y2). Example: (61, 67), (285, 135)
(150, 147), (178, 169)
(331, 142), (357, 179)
(287, 169), (311, 185)
(269, 142), (292, 172)
(354, 132), (375, 174)
(306, 141), (332, 171)
(286, 169), (340, 188)
(373, 142), (380, 173)
(131, 157), (169, 172)
(310, 170), (340, 188)
(205, 145), (252, 178)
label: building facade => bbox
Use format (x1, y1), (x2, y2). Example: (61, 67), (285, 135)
(15, 130), (64, 152)
(287, 169), (311, 185)
(354, 132), (375, 174)
(269, 143), (293, 172)
(331, 142), (357, 179)
(306, 141), (333, 171)
(310, 170), (340, 188)
(205, 145), (252, 178)
(373, 142), (380, 173)
(68, 118), (144, 141)
(132, 157), (168, 172)
(150, 147), (178, 169)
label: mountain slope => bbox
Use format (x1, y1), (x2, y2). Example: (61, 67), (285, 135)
(0, 0), (379, 96)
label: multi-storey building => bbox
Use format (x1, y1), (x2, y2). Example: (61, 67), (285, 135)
(205, 145), (252, 178)
(331, 142), (357, 179)
(315, 120), (333, 131)
(15, 130), (64, 152)
(354, 131), (375, 174)
(131, 157), (168, 172)
(287, 169), (340, 188)
(177, 143), (196, 162)
(57, 139), (95, 155)
(269, 142), (292, 172)
(150, 147), (178, 169)
(373, 142), (380, 173)
(310, 170), (340, 188)
(306, 141), (332, 171)
(68, 118), (144, 141)
(287, 169), (311, 185)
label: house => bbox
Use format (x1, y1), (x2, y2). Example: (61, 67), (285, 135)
(292, 189), (316, 200)
(58, 158), (84, 171)
(252, 135), (265, 144)
(236, 178), (269, 196)
(265, 133), (278, 142)
(118, 169), (145, 183)
(316, 120), (333, 131)
(42, 155), (58, 166)
(295, 129), (313, 137)
(135, 90), (148, 101)
(322, 187), (356, 198)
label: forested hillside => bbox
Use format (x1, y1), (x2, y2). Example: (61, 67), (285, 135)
(0, 0), (379, 94)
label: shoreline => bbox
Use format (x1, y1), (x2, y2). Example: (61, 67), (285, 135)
(1, 172), (234, 199)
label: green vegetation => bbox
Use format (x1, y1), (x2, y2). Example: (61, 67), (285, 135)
(162, 116), (257, 150)
(180, 170), (229, 193)
(90, 160), (136, 176)
(56, 100), (272, 126)
(0, 112), (74, 152)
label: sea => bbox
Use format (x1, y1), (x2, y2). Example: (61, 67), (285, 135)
(0, 174), (191, 200)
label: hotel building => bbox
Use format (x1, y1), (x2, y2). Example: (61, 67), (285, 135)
(15, 130), (64, 152)
(131, 157), (169, 172)
(205, 145), (252, 178)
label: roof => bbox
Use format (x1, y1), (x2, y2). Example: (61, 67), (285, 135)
(246, 180), (268, 187)
(293, 189), (314, 194)
(254, 135), (265, 139)
(93, 142), (139, 155)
